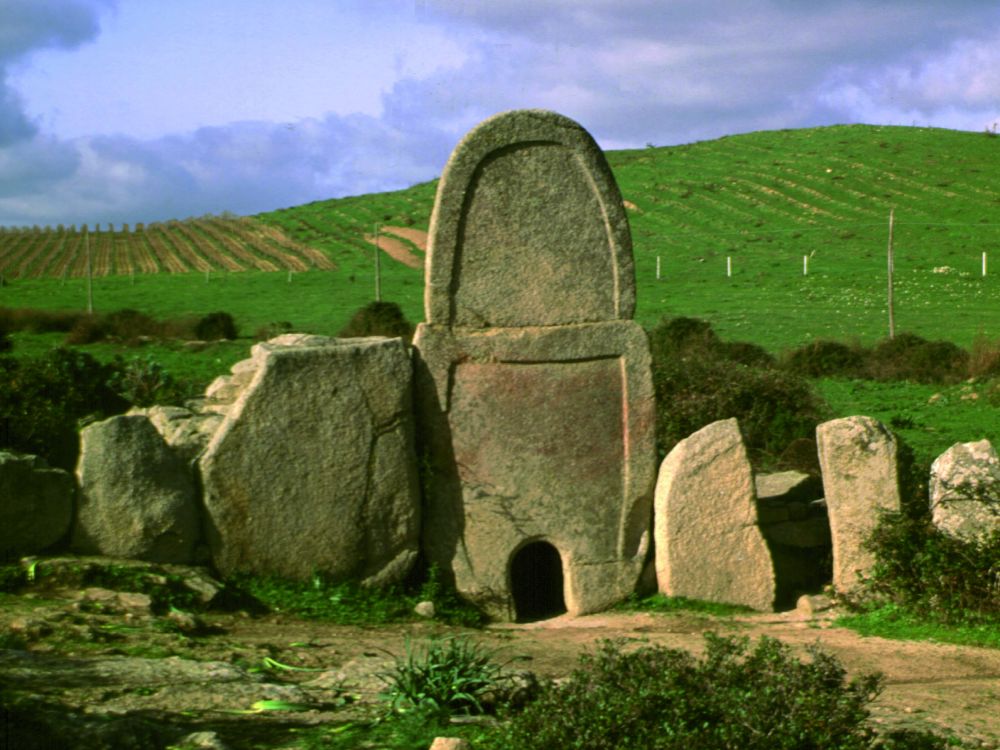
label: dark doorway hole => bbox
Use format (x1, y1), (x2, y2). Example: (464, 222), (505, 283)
(510, 541), (567, 622)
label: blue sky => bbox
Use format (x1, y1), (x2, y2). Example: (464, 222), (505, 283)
(1, 0), (999, 227)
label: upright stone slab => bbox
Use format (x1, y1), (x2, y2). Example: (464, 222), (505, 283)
(0, 451), (74, 557)
(654, 419), (775, 611)
(73, 415), (200, 563)
(415, 110), (656, 620)
(199, 336), (421, 585)
(929, 440), (1000, 542)
(816, 416), (901, 593)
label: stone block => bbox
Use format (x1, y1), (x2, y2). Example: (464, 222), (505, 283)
(73, 415), (200, 563)
(654, 418), (775, 611)
(929, 439), (1000, 542)
(816, 416), (901, 594)
(200, 336), (420, 584)
(0, 451), (74, 557)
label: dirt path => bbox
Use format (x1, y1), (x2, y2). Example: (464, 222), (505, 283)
(2, 569), (999, 748)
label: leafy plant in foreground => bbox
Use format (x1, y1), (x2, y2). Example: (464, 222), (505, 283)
(379, 636), (512, 716)
(860, 509), (1000, 625)
(484, 634), (886, 750)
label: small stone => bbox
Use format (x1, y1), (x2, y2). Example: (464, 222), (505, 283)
(796, 594), (834, 617)
(166, 609), (205, 634)
(116, 591), (153, 613)
(429, 738), (471, 750)
(173, 731), (230, 750)
(8, 617), (52, 639)
(413, 600), (436, 618)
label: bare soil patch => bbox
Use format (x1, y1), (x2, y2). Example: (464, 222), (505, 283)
(362, 232), (423, 269)
(1, 564), (998, 749)
(381, 226), (428, 251)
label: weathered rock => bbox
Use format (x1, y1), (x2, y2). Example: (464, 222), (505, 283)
(929, 439), (1000, 542)
(200, 335), (420, 584)
(816, 416), (901, 593)
(130, 405), (223, 465)
(755, 470), (823, 505)
(0, 451), (75, 557)
(796, 593), (835, 618)
(424, 109), (635, 328)
(413, 600), (436, 618)
(73, 415), (200, 563)
(429, 739), (471, 750)
(654, 418), (775, 611)
(415, 110), (655, 620)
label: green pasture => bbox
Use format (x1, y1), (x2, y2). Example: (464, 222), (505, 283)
(2, 123), (999, 448)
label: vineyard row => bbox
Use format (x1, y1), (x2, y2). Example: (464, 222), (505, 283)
(0, 217), (335, 279)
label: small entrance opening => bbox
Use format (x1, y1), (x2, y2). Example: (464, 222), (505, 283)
(510, 541), (567, 622)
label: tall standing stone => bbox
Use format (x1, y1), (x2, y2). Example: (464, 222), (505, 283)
(414, 110), (657, 620)
(816, 416), (901, 593)
(654, 419), (775, 611)
(199, 336), (421, 585)
(929, 440), (1000, 542)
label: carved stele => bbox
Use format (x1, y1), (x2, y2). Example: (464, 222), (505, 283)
(414, 110), (656, 620)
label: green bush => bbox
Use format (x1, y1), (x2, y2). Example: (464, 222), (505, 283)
(648, 318), (826, 465)
(338, 300), (414, 342)
(866, 333), (969, 384)
(108, 355), (193, 407)
(861, 510), (1000, 624)
(783, 339), (867, 378)
(485, 634), (887, 750)
(194, 311), (238, 341)
(0, 348), (129, 469)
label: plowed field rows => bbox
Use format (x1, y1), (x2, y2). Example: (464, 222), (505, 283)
(0, 217), (334, 279)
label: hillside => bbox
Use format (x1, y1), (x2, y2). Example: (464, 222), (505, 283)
(258, 124), (1000, 349)
(1, 124), (998, 350)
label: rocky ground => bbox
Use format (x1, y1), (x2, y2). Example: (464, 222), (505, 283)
(1, 557), (999, 750)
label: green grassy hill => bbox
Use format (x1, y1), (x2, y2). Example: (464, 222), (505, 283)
(4, 123), (998, 350)
(256, 123), (1000, 350)
(2, 123), (998, 466)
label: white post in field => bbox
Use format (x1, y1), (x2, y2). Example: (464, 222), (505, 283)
(803, 255), (808, 275)
(726, 256), (732, 278)
(983, 252), (988, 277)
(656, 255), (661, 280)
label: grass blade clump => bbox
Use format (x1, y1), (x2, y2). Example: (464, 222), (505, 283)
(379, 636), (511, 716)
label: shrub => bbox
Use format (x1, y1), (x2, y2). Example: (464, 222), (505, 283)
(108, 355), (193, 407)
(0, 307), (83, 333)
(253, 320), (294, 341)
(0, 349), (129, 469)
(338, 301), (414, 342)
(861, 509), (1000, 624)
(102, 308), (159, 343)
(64, 313), (108, 345)
(485, 634), (886, 750)
(969, 335), (1000, 378)
(866, 333), (969, 384)
(783, 339), (867, 378)
(194, 311), (238, 341)
(648, 317), (826, 466)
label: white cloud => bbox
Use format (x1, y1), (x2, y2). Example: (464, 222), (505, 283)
(3, 0), (1000, 226)
(817, 31), (1000, 130)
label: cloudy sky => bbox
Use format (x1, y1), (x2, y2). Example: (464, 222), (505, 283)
(1, 0), (999, 227)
